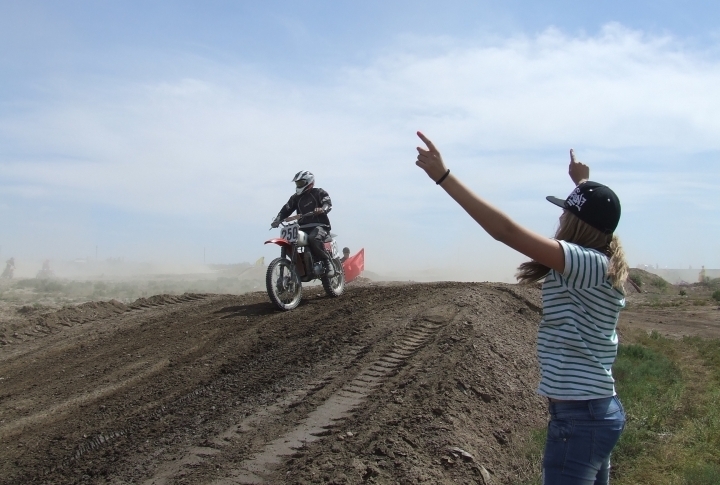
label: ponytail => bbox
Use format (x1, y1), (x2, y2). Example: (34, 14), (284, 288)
(606, 235), (628, 291)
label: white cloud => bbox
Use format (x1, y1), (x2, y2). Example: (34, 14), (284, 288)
(338, 23), (720, 151)
(2, 23), (720, 269)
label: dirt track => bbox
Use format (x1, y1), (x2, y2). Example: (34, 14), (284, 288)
(0, 282), (551, 484)
(2, 281), (718, 484)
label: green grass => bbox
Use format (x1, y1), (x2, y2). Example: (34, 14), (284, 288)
(514, 332), (720, 485)
(612, 333), (720, 484)
(647, 298), (682, 308)
(651, 278), (669, 291)
(681, 464), (720, 485)
(511, 428), (546, 485)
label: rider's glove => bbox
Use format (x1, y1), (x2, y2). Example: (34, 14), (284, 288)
(271, 219), (280, 228)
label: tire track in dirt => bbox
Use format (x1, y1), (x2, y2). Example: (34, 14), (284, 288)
(4, 289), (356, 484)
(138, 341), (372, 485)
(0, 359), (168, 441)
(140, 371), (344, 485)
(226, 320), (444, 485)
(1, 293), (232, 483)
(137, 303), (456, 485)
(2, 282), (553, 485)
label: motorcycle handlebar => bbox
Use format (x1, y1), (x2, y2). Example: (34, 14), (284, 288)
(270, 212), (317, 229)
(283, 211), (322, 223)
(283, 212), (314, 223)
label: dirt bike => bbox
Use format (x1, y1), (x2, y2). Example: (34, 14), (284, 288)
(264, 213), (345, 310)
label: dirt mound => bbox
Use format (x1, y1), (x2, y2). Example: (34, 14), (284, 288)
(628, 268), (674, 293)
(0, 293), (207, 347)
(346, 276), (373, 286)
(0, 282), (548, 484)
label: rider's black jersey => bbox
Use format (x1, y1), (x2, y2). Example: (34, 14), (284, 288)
(276, 187), (332, 230)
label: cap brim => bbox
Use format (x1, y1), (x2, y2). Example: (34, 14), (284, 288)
(546, 195), (566, 208)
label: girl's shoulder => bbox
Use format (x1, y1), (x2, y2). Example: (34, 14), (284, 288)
(557, 240), (611, 289)
(559, 240), (607, 257)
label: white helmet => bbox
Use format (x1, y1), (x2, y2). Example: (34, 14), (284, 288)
(292, 170), (315, 195)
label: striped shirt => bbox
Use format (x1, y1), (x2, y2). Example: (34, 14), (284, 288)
(537, 240), (625, 400)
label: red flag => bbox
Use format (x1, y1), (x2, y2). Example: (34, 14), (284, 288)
(342, 248), (364, 283)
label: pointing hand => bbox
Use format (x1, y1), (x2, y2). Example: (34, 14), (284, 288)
(568, 149), (589, 186)
(415, 131), (448, 183)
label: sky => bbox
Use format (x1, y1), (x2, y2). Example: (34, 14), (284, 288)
(1, 1), (719, 281)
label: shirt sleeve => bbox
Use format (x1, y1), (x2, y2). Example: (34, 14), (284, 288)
(559, 240), (609, 289)
(277, 194), (297, 220)
(317, 188), (332, 213)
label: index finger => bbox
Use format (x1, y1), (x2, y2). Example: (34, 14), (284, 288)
(417, 131), (438, 152)
(569, 148), (576, 164)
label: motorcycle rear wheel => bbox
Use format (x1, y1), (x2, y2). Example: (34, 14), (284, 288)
(266, 258), (303, 310)
(321, 258), (345, 297)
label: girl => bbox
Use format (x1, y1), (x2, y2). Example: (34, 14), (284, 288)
(415, 132), (627, 485)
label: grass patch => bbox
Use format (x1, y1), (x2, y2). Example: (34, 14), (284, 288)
(614, 341), (682, 430)
(647, 298), (682, 308)
(513, 332), (720, 484)
(651, 278), (669, 291)
(511, 428), (546, 485)
(681, 463), (720, 485)
(611, 332), (720, 484)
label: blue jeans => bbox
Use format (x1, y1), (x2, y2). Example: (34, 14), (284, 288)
(542, 396), (626, 485)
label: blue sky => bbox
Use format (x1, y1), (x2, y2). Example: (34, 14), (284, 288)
(1, 1), (719, 280)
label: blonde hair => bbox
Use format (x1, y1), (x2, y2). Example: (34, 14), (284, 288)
(515, 211), (628, 291)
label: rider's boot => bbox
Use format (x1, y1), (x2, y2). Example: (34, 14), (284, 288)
(324, 260), (335, 277)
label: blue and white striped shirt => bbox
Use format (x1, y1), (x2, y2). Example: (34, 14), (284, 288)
(537, 241), (625, 400)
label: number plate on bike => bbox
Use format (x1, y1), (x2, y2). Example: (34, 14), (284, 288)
(280, 223), (299, 243)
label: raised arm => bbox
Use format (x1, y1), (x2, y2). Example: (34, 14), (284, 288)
(568, 149), (589, 186)
(415, 131), (565, 273)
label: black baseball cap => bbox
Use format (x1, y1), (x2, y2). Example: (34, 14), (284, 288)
(546, 181), (621, 234)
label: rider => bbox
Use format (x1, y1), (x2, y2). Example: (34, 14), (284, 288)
(2, 257), (15, 279)
(271, 171), (335, 276)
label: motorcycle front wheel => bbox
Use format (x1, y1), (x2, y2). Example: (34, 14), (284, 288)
(321, 258), (345, 297)
(266, 257), (303, 311)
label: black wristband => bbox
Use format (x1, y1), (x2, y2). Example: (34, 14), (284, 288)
(436, 169), (450, 185)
